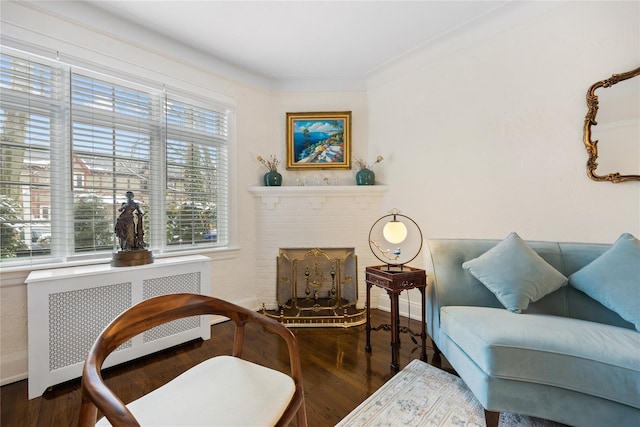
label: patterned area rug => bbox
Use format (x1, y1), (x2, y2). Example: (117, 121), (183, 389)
(336, 359), (566, 427)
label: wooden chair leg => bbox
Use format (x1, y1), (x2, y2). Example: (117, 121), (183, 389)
(484, 409), (500, 427)
(77, 399), (98, 427)
(296, 403), (308, 427)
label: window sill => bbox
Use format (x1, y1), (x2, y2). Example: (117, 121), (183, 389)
(0, 246), (241, 279)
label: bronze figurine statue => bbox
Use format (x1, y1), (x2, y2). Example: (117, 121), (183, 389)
(112, 191), (153, 266)
(115, 191), (146, 251)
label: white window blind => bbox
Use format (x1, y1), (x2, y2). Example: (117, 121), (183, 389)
(0, 53), (63, 259)
(0, 48), (232, 266)
(165, 94), (229, 248)
(70, 72), (157, 254)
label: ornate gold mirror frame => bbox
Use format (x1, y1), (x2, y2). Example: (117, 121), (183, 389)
(583, 66), (640, 182)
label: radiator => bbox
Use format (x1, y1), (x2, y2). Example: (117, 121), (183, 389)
(26, 255), (211, 399)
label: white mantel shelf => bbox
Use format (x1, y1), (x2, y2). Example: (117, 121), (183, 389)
(248, 185), (389, 209)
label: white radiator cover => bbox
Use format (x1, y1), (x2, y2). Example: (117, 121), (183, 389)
(26, 255), (211, 399)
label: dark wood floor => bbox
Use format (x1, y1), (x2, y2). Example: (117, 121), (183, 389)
(1, 309), (452, 427)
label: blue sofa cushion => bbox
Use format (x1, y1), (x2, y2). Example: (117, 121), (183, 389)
(569, 233), (640, 332)
(462, 232), (567, 313)
(440, 306), (640, 409)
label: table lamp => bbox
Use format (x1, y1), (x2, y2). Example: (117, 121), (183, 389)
(369, 208), (423, 270)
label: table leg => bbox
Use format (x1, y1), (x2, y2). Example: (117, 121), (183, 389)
(390, 290), (400, 372)
(365, 282), (372, 353)
(419, 287), (428, 363)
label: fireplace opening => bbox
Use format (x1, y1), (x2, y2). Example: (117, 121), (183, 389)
(261, 247), (366, 327)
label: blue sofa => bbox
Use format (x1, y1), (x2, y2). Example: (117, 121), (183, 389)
(424, 235), (640, 427)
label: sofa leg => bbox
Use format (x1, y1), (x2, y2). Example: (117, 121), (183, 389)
(431, 338), (442, 365)
(484, 410), (500, 427)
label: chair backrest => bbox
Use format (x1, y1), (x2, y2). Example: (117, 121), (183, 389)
(78, 293), (307, 427)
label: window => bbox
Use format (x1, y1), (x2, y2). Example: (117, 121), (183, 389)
(0, 48), (232, 265)
(73, 174), (84, 188)
(165, 94), (229, 247)
(0, 52), (59, 259)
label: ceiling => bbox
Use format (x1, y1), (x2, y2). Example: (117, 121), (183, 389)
(17, 1), (563, 90)
(77, 0), (517, 89)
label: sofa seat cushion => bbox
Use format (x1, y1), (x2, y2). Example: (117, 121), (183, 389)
(440, 306), (640, 409)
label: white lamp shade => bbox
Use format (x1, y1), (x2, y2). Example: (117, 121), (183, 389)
(383, 220), (408, 244)
(369, 209), (423, 266)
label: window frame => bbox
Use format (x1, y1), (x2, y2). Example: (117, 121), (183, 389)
(0, 47), (235, 269)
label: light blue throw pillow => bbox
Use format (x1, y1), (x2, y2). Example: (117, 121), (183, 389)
(569, 233), (640, 331)
(462, 232), (568, 313)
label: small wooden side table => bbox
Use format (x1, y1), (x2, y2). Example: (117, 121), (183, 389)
(365, 265), (428, 372)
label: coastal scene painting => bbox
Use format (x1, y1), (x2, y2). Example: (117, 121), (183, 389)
(286, 111), (351, 169)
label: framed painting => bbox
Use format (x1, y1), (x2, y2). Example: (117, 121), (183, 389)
(286, 111), (351, 169)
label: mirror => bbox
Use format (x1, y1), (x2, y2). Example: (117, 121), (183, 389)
(583, 66), (640, 183)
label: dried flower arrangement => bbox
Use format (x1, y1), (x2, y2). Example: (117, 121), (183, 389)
(354, 155), (384, 170)
(257, 155), (280, 172)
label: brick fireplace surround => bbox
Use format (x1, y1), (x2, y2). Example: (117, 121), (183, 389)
(249, 185), (389, 319)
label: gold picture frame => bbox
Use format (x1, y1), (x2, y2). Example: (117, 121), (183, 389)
(286, 111), (351, 169)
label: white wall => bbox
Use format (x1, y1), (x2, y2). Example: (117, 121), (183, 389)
(367, 1), (640, 244)
(0, 1), (369, 385)
(1, 0), (639, 386)
(0, 0), (270, 385)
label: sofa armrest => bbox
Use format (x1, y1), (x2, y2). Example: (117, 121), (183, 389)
(425, 239), (503, 344)
(425, 239), (504, 307)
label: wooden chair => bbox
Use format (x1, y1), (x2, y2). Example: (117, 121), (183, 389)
(78, 293), (307, 427)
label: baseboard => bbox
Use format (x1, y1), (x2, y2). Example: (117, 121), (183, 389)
(0, 350), (28, 386)
(376, 293), (424, 321)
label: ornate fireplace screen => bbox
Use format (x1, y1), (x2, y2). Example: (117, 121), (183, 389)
(262, 248), (366, 327)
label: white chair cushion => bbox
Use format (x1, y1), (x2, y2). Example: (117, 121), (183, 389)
(97, 355), (296, 426)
